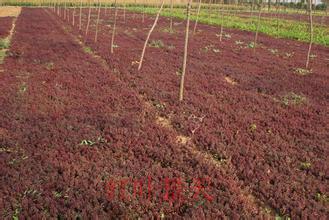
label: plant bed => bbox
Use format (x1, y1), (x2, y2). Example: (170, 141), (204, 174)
(61, 8), (329, 218)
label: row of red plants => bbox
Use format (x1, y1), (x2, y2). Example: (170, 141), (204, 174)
(0, 8), (269, 218)
(55, 7), (329, 218)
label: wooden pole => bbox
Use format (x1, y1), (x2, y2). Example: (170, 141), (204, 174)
(85, 0), (92, 41)
(253, 2), (262, 53)
(169, 0), (174, 31)
(95, 0), (101, 42)
(305, 0), (313, 69)
(179, 0), (192, 101)
(79, 0), (82, 30)
(138, 0), (165, 70)
(193, 0), (202, 35)
(110, 0), (118, 54)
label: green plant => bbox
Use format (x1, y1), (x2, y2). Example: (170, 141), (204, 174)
(0, 38), (10, 50)
(247, 42), (255, 48)
(235, 40), (244, 45)
(295, 68), (312, 76)
(162, 27), (174, 33)
(268, 48), (278, 54)
(79, 139), (96, 146)
(249, 123), (257, 132)
(212, 48), (220, 53)
(12, 207), (20, 220)
(19, 83), (27, 93)
(83, 46), (92, 54)
(285, 52), (294, 58)
(315, 192), (329, 204)
(45, 62), (54, 70)
(53, 191), (62, 198)
(202, 44), (215, 52)
(300, 162), (311, 170)
(148, 40), (165, 48)
(0, 50), (6, 64)
(282, 92), (306, 106)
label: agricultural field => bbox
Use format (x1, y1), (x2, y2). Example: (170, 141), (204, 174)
(0, 1), (328, 219)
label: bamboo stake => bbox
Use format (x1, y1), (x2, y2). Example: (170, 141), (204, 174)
(179, 0), (192, 101)
(105, 1), (108, 15)
(110, 0), (118, 54)
(142, 1), (145, 23)
(66, 3), (70, 23)
(123, 3), (126, 22)
(95, 0), (101, 42)
(72, 6), (75, 26)
(219, 4), (224, 42)
(79, 0), (82, 30)
(193, 0), (202, 35)
(138, 0), (165, 71)
(253, 2), (262, 53)
(305, 0), (313, 69)
(64, 1), (66, 19)
(85, 0), (92, 41)
(169, 0), (173, 31)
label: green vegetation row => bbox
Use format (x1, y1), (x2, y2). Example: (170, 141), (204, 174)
(128, 6), (329, 47)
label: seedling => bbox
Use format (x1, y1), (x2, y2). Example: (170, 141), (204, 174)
(285, 52), (294, 58)
(45, 62), (54, 70)
(268, 48), (278, 54)
(79, 139), (96, 146)
(247, 42), (255, 48)
(0, 50), (6, 64)
(12, 207), (20, 220)
(282, 92), (306, 106)
(176, 68), (182, 76)
(300, 162), (311, 170)
(202, 44), (215, 52)
(310, 54), (317, 59)
(249, 123), (257, 132)
(83, 46), (92, 54)
(224, 33), (231, 39)
(212, 153), (227, 164)
(315, 193), (329, 204)
(19, 83), (27, 93)
(148, 40), (165, 48)
(295, 68), (312, 76)
(212, 48), (220, 53)
(162, 27), (174, 33)
(235, 40), (244, 45)
(53, 191), (62, 198)
(0, 38), (10, 49)
(152, 100), (166, 110)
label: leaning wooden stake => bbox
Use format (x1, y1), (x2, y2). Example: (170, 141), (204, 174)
(193, 0), (202, 35)
(169, 0), (174, 31)
(305, 0), (313, 69)
(142, 3), (145, 23)
(123, 3), (126, 22)
(219, 5), (224, 42)
(253, 3), (262, 53)
(64, 1), (66, 20)
(85, 0), (92, 40)
(72, 6), (76, 26)
(95, 0), (101, 42)
(179, 0), (192, 101)
(138, 0), (165, 70)
(79, 0), (82, 30)
(110, 0), (118, 54)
